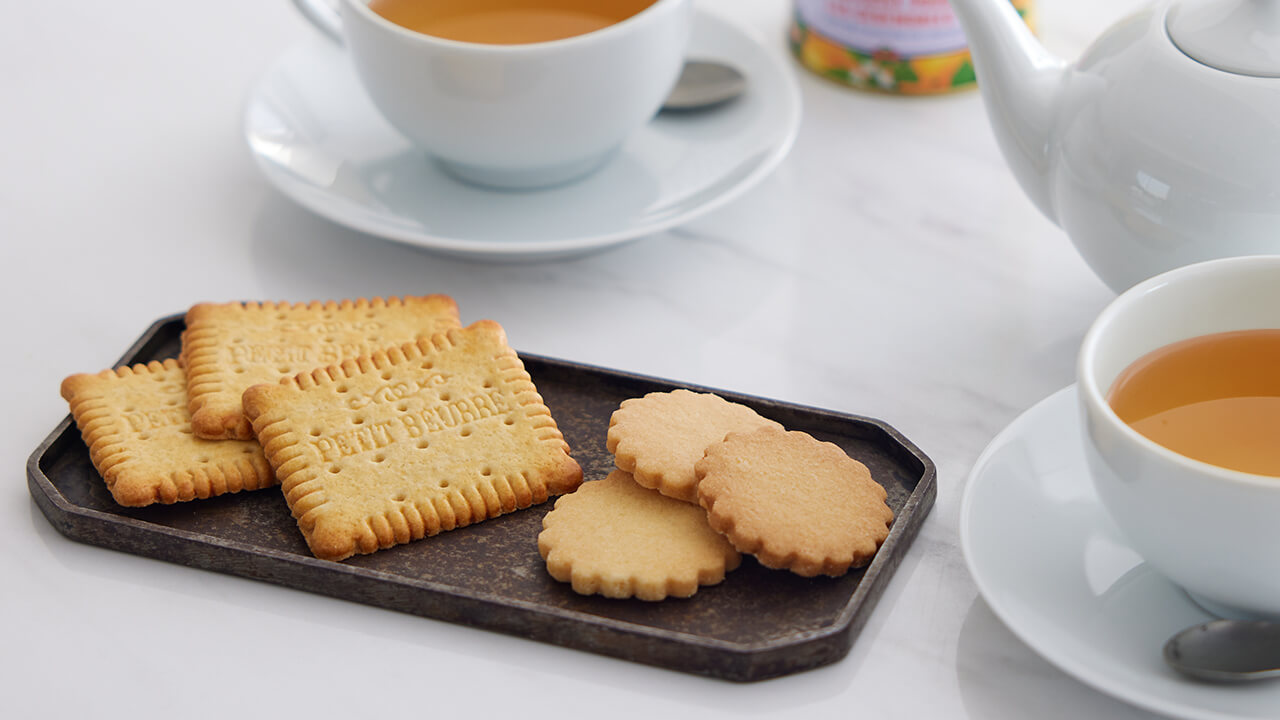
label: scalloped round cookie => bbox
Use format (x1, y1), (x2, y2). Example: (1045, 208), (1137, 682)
(537, 470), (741, 601)
(605, 389), (782, 503)
(695, 426), (893, 577)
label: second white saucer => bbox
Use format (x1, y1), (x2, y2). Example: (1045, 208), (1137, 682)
(243, 8), (801, 261)
(961, 386), (1280, 720)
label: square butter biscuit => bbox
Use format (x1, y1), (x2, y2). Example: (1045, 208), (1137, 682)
(242, 320), (583, 562)
(181, 295), (460, 440)
(60, 359), (275, 507)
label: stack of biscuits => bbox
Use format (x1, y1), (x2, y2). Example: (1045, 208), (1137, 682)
(60, 295), (583, 562)
(60, 295), (894, 598)
(537, 389), (895, 601)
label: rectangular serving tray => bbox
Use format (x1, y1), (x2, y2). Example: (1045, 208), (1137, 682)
(28, 314), (935, 681)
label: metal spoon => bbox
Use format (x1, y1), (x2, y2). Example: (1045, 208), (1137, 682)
(661, 60), (747, 112)
(1164, 619), (1280, 682)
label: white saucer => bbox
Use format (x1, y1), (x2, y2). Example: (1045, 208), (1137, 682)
(243, 9), (801, 261)
(961, 386), (1280, 720)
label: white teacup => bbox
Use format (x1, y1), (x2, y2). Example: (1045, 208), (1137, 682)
(1078, 255), (1280, 621)
(292, 0), (692, 189)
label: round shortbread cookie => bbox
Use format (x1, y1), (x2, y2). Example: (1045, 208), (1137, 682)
(695, 426), (894, 577)
(606, 389), (782, 503)
(537, 469), (741, 601)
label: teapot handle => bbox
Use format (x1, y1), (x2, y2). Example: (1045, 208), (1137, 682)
(291, 0), (345, 45)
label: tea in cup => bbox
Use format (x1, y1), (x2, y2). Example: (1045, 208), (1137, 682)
(292, 0), (693, 189)
(366, 0), (656, 44)
(1107, 329), (1280, 477)
(1078, 255), (1280, 621)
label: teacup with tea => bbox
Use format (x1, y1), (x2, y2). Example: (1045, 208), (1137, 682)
(1078, 255), (1280, 621)
(292, 0), (693, 189)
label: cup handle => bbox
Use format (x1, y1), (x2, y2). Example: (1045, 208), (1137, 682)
(292, 0), (345, 45)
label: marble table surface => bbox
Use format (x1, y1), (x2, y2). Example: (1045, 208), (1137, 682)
(2, 1), (1197, 718)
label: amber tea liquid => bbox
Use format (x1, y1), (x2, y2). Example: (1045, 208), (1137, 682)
(1107, 329), (1280, 476)
(367, 0), (656, 44)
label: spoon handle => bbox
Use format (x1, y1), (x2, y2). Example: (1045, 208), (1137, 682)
(292, 0), (345, 46)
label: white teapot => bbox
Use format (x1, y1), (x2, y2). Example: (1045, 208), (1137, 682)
(951, 0), (1280, 292)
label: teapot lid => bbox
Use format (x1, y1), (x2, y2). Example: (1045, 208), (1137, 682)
(1167, 0), (1280, 77)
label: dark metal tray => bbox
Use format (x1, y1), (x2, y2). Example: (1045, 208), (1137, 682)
(28, 314), (935, 681)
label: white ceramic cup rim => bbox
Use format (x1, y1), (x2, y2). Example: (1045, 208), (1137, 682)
(343, 0), (679, 53)
(1078, 254), (1280, 490)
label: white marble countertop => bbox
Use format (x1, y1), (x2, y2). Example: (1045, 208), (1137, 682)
(3, 1), (1187, 718)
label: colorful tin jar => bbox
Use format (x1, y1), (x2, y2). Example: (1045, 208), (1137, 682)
(790, 0), (1036, 95)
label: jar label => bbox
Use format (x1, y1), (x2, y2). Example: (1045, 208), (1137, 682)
(794, 0), (967, 57)
(790, 0), (1035, 94)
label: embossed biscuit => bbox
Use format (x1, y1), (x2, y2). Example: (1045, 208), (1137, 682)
(606, 389), (783, 503)
(538, 469), (741, 601)
(242, 320), (582, 562)
(60, 359), (275, 507)
(181, 295), (460, 440)
(695, 426), (893, 577)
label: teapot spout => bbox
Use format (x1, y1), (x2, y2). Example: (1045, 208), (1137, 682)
(951, 0), (1067, 223)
